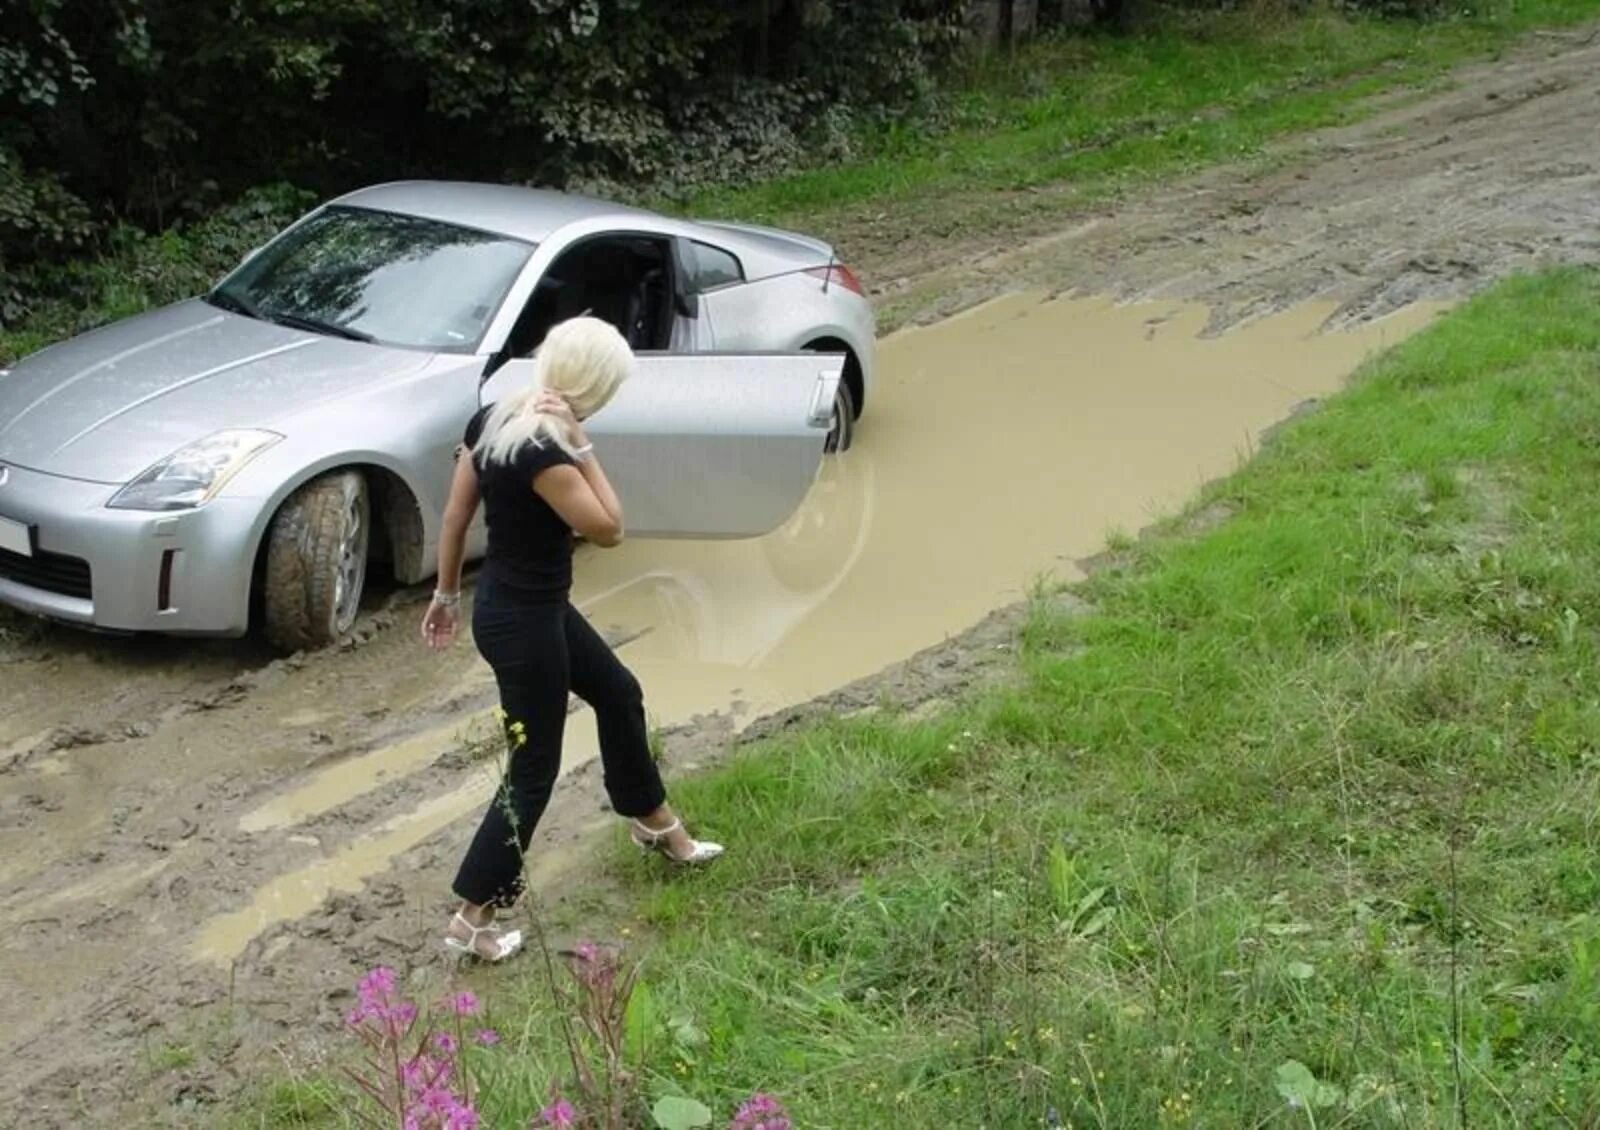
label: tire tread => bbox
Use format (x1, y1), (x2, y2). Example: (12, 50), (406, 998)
(263, 472), (366, 653)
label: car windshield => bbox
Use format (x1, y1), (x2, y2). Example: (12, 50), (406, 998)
(209, 206), (534, 352)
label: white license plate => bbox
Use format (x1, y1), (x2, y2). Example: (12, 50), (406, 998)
(0, 516), (33, 558)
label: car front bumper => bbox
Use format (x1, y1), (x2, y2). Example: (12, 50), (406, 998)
(0, 463), (259, 636)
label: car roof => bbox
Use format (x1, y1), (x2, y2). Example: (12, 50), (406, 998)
(327, 180), (835, 282)
(330, 180), (664, 244)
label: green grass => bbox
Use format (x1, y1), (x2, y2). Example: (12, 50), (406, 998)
(233, 1079), (344, 1127)
(674, 0), (1600, 241)
(233, 269), (1600, 1127)
(146, 1041), (198, 1074)
(563, 269), (1600, 1127)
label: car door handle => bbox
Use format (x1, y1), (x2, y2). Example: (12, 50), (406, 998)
(807, 371), (841, 429)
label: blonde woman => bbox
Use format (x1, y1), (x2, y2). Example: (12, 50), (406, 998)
(421, 316), (722, 963)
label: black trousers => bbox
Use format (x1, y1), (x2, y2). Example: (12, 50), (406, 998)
(452, 580), (667, 908)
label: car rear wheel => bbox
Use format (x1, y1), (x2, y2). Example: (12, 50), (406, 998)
(824, 379), (856, 455)
(803, 341), (859, 454)
(263, 470), (370, 652)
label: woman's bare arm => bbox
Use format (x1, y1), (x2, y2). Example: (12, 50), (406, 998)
(534, 462), (624, 547)
(574, 451), (623, 528)
(436, 452), (482, 592)
(530, 389), (625, 547)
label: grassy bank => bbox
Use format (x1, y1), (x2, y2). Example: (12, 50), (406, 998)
(7, 2), (1599, 367)
(242, 271), (1600, 1126)
(671, 0), (1600, 261)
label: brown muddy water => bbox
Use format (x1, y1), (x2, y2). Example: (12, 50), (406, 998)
(189, 291), (1446, 963)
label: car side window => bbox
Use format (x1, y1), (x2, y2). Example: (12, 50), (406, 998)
(689, 241), (743, 292)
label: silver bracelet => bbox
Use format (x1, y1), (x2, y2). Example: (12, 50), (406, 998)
(433, 589), (461, 607)
(572, 442), (595, 461)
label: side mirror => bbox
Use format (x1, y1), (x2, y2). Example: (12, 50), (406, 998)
(675, 290), (699, 319)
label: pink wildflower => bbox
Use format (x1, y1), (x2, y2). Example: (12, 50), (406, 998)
(434, 1032), (459, 1056)
(408, 1086), (478, 1130)
(569, 941), (616, 989)
(351, 967), (419, 1034)
(348, 966), (408, 1029)
(538, 1097), (577, 1128)
(401, 1054), (448, 1093)
(346, 998), (409, 1030)
(730, 1093), (791, 1130)
(475, 1028), (501, 1046)
(420, 1086), (457, 1115)
(401, 1057), (427, 1090)
(449, 990), (481, 1017)
(358, 966), (398, 1002)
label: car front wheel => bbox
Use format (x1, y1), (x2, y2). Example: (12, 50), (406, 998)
(263, 470), (370, 652)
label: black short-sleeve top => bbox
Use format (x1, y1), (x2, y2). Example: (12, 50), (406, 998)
(463, 406), (577, 602)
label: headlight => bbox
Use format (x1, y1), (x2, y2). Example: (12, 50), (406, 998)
(108, 429), (283, 511)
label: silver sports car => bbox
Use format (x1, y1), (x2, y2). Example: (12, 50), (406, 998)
(0, 181), (875, 650)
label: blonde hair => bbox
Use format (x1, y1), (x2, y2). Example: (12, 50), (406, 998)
(475, 316), (634, 466)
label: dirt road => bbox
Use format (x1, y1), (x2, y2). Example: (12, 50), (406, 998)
(3, 27), (1598, 1126)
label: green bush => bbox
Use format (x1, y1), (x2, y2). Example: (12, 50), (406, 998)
(0, 0), (971, 325)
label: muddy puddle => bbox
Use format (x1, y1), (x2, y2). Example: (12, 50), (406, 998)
(187, 291), (1446, 964)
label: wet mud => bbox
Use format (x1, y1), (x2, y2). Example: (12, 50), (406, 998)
(2, 27), (1599, 1126)
(853, 27), (1600, 336)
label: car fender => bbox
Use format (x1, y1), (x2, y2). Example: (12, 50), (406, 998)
(221, 360), (479, 615)
(700, 272), (875, 404)
(176, 446), (434, 632)
(241, 448), (438, 584)
(789, 324), (866, 400)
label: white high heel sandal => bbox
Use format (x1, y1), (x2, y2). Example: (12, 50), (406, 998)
(443, 911), (523, 962)
(629, 817), (724, 865)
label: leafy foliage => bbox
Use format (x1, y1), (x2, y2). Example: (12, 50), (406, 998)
(0, 0), (970, 325)
(0, 183), (315, 360)
(0, 0), (1556, 335)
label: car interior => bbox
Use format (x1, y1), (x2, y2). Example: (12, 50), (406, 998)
(503, 234), (678, 357)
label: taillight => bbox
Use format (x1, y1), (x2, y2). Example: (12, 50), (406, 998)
(806, 263), (865, 296)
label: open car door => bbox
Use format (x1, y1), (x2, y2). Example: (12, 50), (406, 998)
(479, 352), (844, 539)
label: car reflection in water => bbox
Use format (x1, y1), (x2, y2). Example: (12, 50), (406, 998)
(575, 447), (876, 693)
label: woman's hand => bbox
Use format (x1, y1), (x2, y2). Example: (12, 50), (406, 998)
(537, 390), (587, 447)
(421, 596), (462, 650)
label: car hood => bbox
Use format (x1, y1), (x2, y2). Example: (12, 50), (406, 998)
(0, 299), (433, 483)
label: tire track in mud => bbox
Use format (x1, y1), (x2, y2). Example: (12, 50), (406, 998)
(857, 31), (1600, 335)
(5, 26), (1600, 1127)
(2, 598), (655, 1126)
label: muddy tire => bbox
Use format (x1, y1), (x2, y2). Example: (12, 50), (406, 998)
(262, 471), (371, 653)
(804, 341), (859, 455)
(824, 378), (856, 454)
